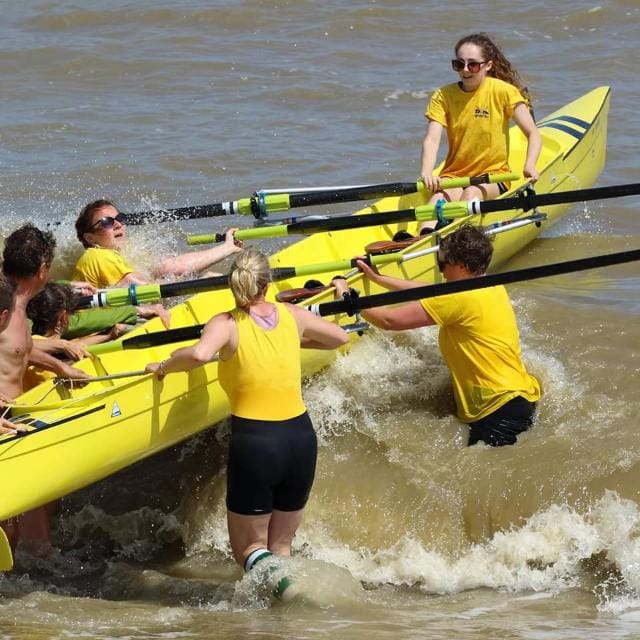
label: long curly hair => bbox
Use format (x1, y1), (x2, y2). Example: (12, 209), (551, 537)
(455, 33), (532, 106)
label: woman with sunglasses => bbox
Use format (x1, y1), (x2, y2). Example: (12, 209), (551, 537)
(73, 199), (243, 289)
(334, 224), (541, 448)
(418, 33), (541, 232)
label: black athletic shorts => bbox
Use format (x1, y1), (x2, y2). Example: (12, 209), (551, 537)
(226, 411), (317, 515)
(497, 181), (509, 195)
(468, 395), (537, 447)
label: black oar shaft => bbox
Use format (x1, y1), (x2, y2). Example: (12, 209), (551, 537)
(287, 183), (418, 209)
(158, 275), (229, 298)
(312, 248), (640, 317)
(124, 203), (229, 226)
(120, 325), (204, 350)
(286, 208), (419, 235)
(478, 182), (640, 215)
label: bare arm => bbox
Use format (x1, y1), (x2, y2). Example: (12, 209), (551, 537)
(33, 337), (90, 361)
(331, 269), (436, 331)
(69, 281), (97, 295)
(420, 120), (445, 190)
(362, 301), (435, 331)
(29, 347), (91, 380)
(513, 102), (541, 183)
(356, 259), (429, 291)
(145, 313), (233, 377)
(114, 271), (150, 286)
(151, 229), (243, 279)
(286, 304), (349, 350)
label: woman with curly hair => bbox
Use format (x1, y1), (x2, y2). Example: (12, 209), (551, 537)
(419, 33), (541, 232)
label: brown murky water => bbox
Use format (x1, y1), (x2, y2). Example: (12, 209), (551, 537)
(1, 1), (639, 638)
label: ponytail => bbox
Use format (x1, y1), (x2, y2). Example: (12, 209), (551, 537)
(229, 247), (272, 308)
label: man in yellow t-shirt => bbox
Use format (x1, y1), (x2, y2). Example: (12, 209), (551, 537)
(335, 224), (541, 447)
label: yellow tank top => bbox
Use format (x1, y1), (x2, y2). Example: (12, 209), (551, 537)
(218, 302), (306, 420)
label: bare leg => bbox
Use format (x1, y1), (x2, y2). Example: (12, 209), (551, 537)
(418, 183), (501, 233)
(226, 510), (271, 566)
(15, 506), (53, 557)
(418, 187), (461, 233)
(462, 183), (501, 201)
(267, 509), (304, 556)
(1, 518), (19, 551)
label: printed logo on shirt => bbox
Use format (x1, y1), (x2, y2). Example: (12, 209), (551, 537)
(474, 107), (490, 119)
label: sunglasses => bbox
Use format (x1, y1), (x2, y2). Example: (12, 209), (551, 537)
(90, 212), (126, 231)
(451, 59), (488, 73)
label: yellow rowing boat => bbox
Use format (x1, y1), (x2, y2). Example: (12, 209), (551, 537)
(0, 86), (610, 525)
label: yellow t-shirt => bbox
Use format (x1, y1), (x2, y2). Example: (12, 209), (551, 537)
(421, 285), (541, 423)
(425, 77), (526, 178)
(218, 303), (306, 421)
(73, 247), (134, 289)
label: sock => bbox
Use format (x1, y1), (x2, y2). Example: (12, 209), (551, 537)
(244, 548), (295, 600)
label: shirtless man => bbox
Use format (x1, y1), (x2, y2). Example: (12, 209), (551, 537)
(0, 275), (24, 436)
(1, 224), (90, 554)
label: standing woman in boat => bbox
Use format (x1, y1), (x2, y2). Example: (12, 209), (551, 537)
(145, 247), (348, 593)
(335, 225), (541, 447)
(419, 33), (541, 232)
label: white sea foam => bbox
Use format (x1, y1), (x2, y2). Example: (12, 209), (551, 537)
(297, 491), (640, 610)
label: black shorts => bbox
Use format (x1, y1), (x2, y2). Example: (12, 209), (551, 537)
(468, 396), (537, 447)
(226, 412), (317, 515)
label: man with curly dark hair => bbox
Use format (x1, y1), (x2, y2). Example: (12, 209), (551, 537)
(335, 224), (541, 447)
(1, 224), (90, 556)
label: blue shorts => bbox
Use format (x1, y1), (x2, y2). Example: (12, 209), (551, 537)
(226, 412), (317, 515)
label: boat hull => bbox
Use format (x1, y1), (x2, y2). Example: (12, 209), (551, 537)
(1, 87), (610, 521)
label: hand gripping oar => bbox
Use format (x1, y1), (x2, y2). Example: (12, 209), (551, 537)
(86, 319), (370, 356)
(74, 213), (545, 310)
(305, 248), (640, 318)
(122, 172), (517, 225)
(184, 180), (640, 247)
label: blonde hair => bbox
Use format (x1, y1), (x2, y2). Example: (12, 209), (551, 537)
(229, 247), (272, 308)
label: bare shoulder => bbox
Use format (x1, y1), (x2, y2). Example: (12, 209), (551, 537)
(205, 310), (235, 331)
(282, 302), (312, 323)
